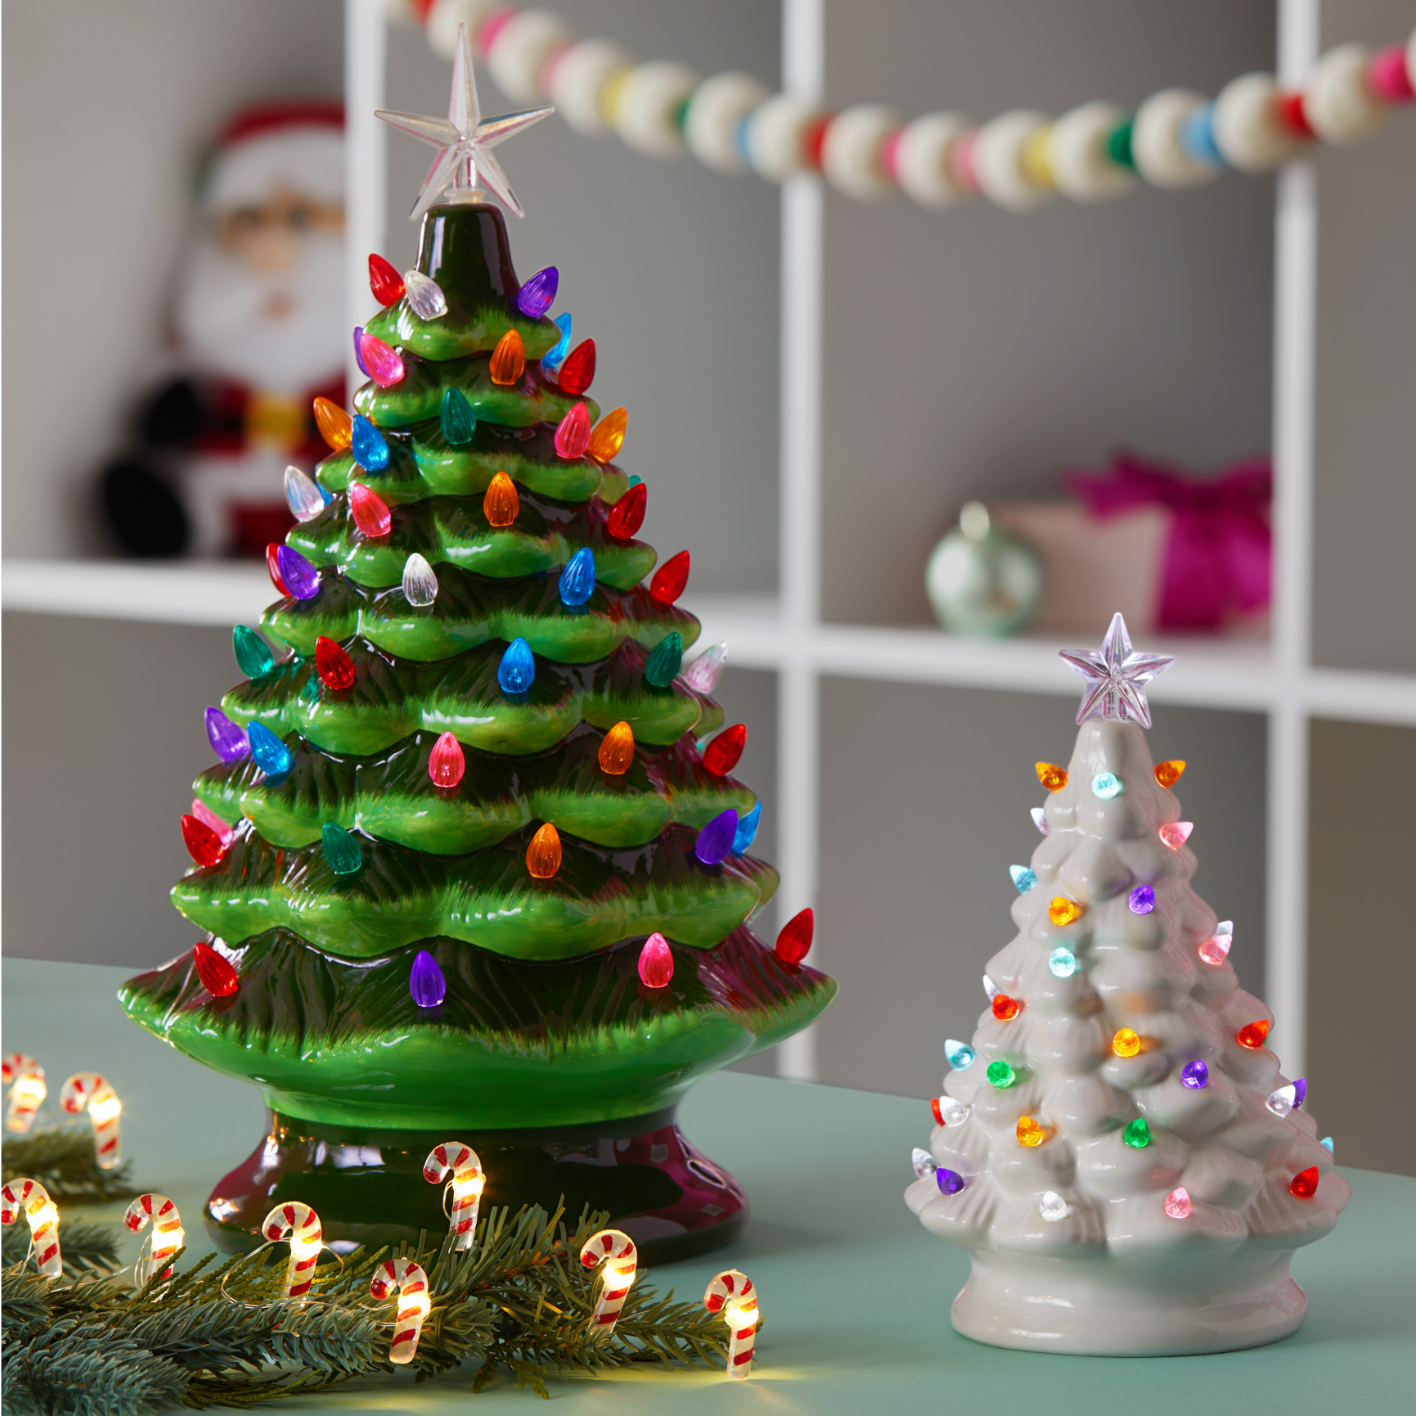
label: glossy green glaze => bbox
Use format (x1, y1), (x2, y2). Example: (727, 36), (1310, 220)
(365, 300), (560, 363)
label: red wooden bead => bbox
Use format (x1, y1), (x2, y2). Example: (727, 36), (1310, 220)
(775, 907), (814, 965)
(315, 636), (356, 691)
(193, 941), (239, 998)
(703, 723), (747, 776)
(266, 543), (290, 596)
(368, 253), (405, 306)
(649, 550), (690, 606)
(605, 482), (647, 540)
(349, 482), (392, 538)
(992, 994), (1022, 1021)
(1289, 1166), (1319, 1199)
(428, 732), (466, 789)
(1237, 1019), (1271, 1050)
(181, 814), (226, 868)
(557, 338), (596, 395)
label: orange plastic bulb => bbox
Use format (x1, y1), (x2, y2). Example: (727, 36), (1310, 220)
(991, 993), (1022, 1021)
(490, 329), (525, 386)
(598, 721), (635, 775)
(1016, 1116), (1047, 1147)
(1154, 760), (1187, 788)
(1048, 897), (1084, 926)
(1036, 762), (1068, 791)
(1112, 1028), (1141, 1058)
(527, 822), (562, 878)
(1237, 1019), (1271, 1050)
(313, 396), (352, 451)
(483, 472), (519, 528)
(588, 407), (627, 462)
(428, 732), (466, 789)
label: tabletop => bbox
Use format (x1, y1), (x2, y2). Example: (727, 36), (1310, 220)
(4, 955), (1414, 1413)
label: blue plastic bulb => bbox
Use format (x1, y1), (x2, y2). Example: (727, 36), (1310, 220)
(247, 722), (294, 778)
(497, 638), (536, 695)
(1009, 864), (1037, 893)
(409, 949), (446, 1007)
(694, 809), (738, 866)
(233, 625), (275, 681)
(321, 822), (364, 876)
(542, 312), (572, 372)
(944, 1039), (975, 1071)
(731, 801), (762, 856)
(559, 548), (596, 608)
(351, 414), (390, 471)
(1092, 771), (1123, 799)
(205, 707), (249, 762)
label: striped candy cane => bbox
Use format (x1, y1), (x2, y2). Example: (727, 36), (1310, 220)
(2, 1179), (62, 1279)
(704, 1269), (759, 1378)
(124, 1193), (185, 1284)
(2, 1054), (46, 1134)
(59, 1072), (122, 1169)
(261, 1202), (323, 1299)
(370, 1256), (431, 1364)
(422, 1142), (484, 1250)
(579, 1228), (637, 1337)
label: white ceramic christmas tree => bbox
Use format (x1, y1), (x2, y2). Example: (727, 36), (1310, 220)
(906, 613), (1349, 1356)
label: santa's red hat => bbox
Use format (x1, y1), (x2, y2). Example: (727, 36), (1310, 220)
(201, 99), (345, 209)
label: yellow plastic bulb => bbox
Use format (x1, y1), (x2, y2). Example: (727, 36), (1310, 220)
(490, 329), (525, 386)
(527, 822), (562, 879)
(1112, 1028), (1141, 1058)
(1036, 762), (1068, 792)
(1048, 897), (1084, 927)
(1021, 126), (1057, 188)
(1154, 760), (1187, 788)
(483, 472), (519, 528)
(1016, 1116), (1048, 1147)
(588, 407), (628, 463)
(598, 721), (635, 775)
(313, 396), (352, 451)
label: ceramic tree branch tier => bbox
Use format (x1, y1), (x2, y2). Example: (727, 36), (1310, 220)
(119, 41), (833, 1260)
(905, 614), (1347, 1355)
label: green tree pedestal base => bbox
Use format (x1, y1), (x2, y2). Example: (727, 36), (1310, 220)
(205, 1106), (746, 1264)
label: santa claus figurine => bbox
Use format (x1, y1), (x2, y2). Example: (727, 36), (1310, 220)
(101, 101), (346, 557)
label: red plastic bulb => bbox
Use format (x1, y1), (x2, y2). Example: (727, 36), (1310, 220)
(368, 253), (405, 306)
(1237, 1019), (1271, 1049)
(606, 482), (647, 540)
(637, 932), (674, 988)
(349, 482), (392, 538)
(266, 543), (290, 595)
(554, 402), (591, 459)
(315, 636), (356, 691)
(557, 338), (596, 395)
(1289, 1166), (1319, 1199)
(703, 724), (747, 776)
(775, 908), (814, 965)
(193, 941), (239, 998)
(649, 550), (690, 606)
(181, 814), (227, 868)
(428, 732), (466, 789)
(992, 994), (1023, 1021)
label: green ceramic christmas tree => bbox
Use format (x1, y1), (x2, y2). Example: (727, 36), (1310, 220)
(120, 38), (835, 1261)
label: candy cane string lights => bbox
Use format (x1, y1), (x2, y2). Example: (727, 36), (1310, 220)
(1, 1179), (62, 1279)
(423, 1142), (484, 1250)
(59, 1072), (122, 1168)
(703, 1269), (759, 1379)
(370, 1256), (432, 1363)
(579, 1228), (638, 1337)
(124, 1194), (185, 1285)
(2, 1054), (46, 1134)
(261, 1202), (324, 1299)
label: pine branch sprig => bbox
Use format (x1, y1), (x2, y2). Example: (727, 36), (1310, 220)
(1, 1126), (137, 1203)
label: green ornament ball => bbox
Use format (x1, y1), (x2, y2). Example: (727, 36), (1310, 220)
(925, 501), (1043, 638)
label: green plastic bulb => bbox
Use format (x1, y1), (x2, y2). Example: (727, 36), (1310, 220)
(1123, 1117), (1152, 1149)
(441, 388), (476, 446)
(644, 632), (683, 688)
(986, 1060), (1017, 1089)
(321, 823), (364, 876)
(233, 625), (275, 681)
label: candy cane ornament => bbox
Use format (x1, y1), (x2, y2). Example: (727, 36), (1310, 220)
(422, 1142), (484, 1250)
(261, 1202), (323, 1299)
(579, 1228), (638, 1336)
(370, 1256), (431, 1364)
(124, 1193), (185, 1284)
(59, 1072), (122, 1168)
(703, 1269), (759, 1378)
(2, 1179), (62, 1279)
(2, 1054), (46, 1134)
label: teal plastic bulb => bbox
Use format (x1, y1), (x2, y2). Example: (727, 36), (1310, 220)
(233, 626), (275, 681)
(440, 388), (476, 446)
(321, 822), (364, 876)
(644, 632), (683, 688)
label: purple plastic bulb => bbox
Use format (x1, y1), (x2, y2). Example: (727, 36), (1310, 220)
(935, 1168), (966, 1196)
(1181, 1059), (1209, 1089)
(1293, 1077), (1306, 1108)
(275, 545), (320, 600)
(353, 326), (370, 377)
(517, 266), (559, 318)
(694, 808), (738, 866)
(205, 707), (250, 762)
(1128, 884), (1155, 914)
(409, 949), (446, 1007)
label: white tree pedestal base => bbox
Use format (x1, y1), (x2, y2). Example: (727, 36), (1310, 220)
(951, 1249), (1308, 1356)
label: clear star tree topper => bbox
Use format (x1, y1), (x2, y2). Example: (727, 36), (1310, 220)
(906, 612), (1347, 1356)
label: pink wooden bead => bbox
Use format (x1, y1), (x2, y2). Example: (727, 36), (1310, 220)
(1368, 45), (1415, 103)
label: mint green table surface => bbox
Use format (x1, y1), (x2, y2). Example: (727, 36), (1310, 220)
(4, 957), (1413, 1413)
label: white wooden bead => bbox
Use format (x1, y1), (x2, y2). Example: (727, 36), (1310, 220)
(486, 9), (571, 104)
(1131, 89), (1218, 188)
(613, 62), (699, 158)
(894, 112), (973, 208)
(684, 72), (769, 174)
(821, 105), (900, 201)
(1049, 101), (1136, 201)
(1305, 43), (1388, 144)
(742, 93), (818, 181)
(972, 110), (1055, 211)
(549, 40), (633, 139)
(1213, 73), (1301, 172)
(425, 0), (502, 60)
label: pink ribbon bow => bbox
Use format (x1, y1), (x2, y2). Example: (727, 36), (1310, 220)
(1064, 452), (1272, 632)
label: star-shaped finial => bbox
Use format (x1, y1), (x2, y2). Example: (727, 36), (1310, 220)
(1059, 612), (1174, 730)
(376, 23), (553, 220)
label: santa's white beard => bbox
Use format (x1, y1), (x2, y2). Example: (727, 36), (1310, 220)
(173, 229), (345, 392)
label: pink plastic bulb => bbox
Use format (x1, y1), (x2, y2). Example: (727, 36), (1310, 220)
(428, 732), (466, 789)
(1159, 821), (1194, 850)
(554, 403), (591, 459)
(358, 331), (405, 388)
(638, 933), (674, 988)
(1198, 932), (1232, 965)
(1164, 1186), (1192, 1219)
(191, 799), (234, 847)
